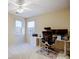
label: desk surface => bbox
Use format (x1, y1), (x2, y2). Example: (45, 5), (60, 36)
(57, 40), (70, 42)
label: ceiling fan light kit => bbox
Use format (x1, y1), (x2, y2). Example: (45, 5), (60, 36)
(9, 0), (32, 13)
(16, 8), (24, 13)
(16, 0), (25, 13)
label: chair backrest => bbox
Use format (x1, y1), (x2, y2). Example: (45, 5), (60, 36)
(42, 31), (57, 45)
(42, 31), (52, 41)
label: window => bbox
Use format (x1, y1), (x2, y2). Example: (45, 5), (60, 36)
(16, 20), (22, 28)
(15, 20), (23, 35)
(27, 21), (35, 28)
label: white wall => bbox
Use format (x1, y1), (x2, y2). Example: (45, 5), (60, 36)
(25, 9), (70, 43)
(8, 13), (25, 46)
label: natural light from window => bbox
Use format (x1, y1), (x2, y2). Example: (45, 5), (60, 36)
(16, 20), (22, 28)
(27, 21), (35, 28)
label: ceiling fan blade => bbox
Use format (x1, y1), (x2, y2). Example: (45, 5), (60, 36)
(9, 7), (18, 11)
(22, 1), (32, 6)
(23, 8), (32, 11)
(9, 1), (19, 7)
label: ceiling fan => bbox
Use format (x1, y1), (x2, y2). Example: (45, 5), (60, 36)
(9, 0), (32, 13)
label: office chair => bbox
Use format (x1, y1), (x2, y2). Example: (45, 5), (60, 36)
(42, 31), (57, 55)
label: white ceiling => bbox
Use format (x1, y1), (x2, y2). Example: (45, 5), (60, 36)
(8, 0), (70, 18)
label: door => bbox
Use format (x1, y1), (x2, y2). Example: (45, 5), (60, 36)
(27, 21), (36, 47)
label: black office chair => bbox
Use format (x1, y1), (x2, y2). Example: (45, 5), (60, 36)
(41, 31), (57, 55)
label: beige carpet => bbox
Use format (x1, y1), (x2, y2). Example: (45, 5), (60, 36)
(8, 43), (70, 59)
(36, 48), (57, 59)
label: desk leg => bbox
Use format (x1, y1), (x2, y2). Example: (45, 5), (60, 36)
(64, 41), (67, 55)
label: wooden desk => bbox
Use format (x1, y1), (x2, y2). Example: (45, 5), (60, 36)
(54, 40), (70, 55)
(64, 40), (70, 55)
(36, 38), (70, 55)
(53, 40), (64, 50)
